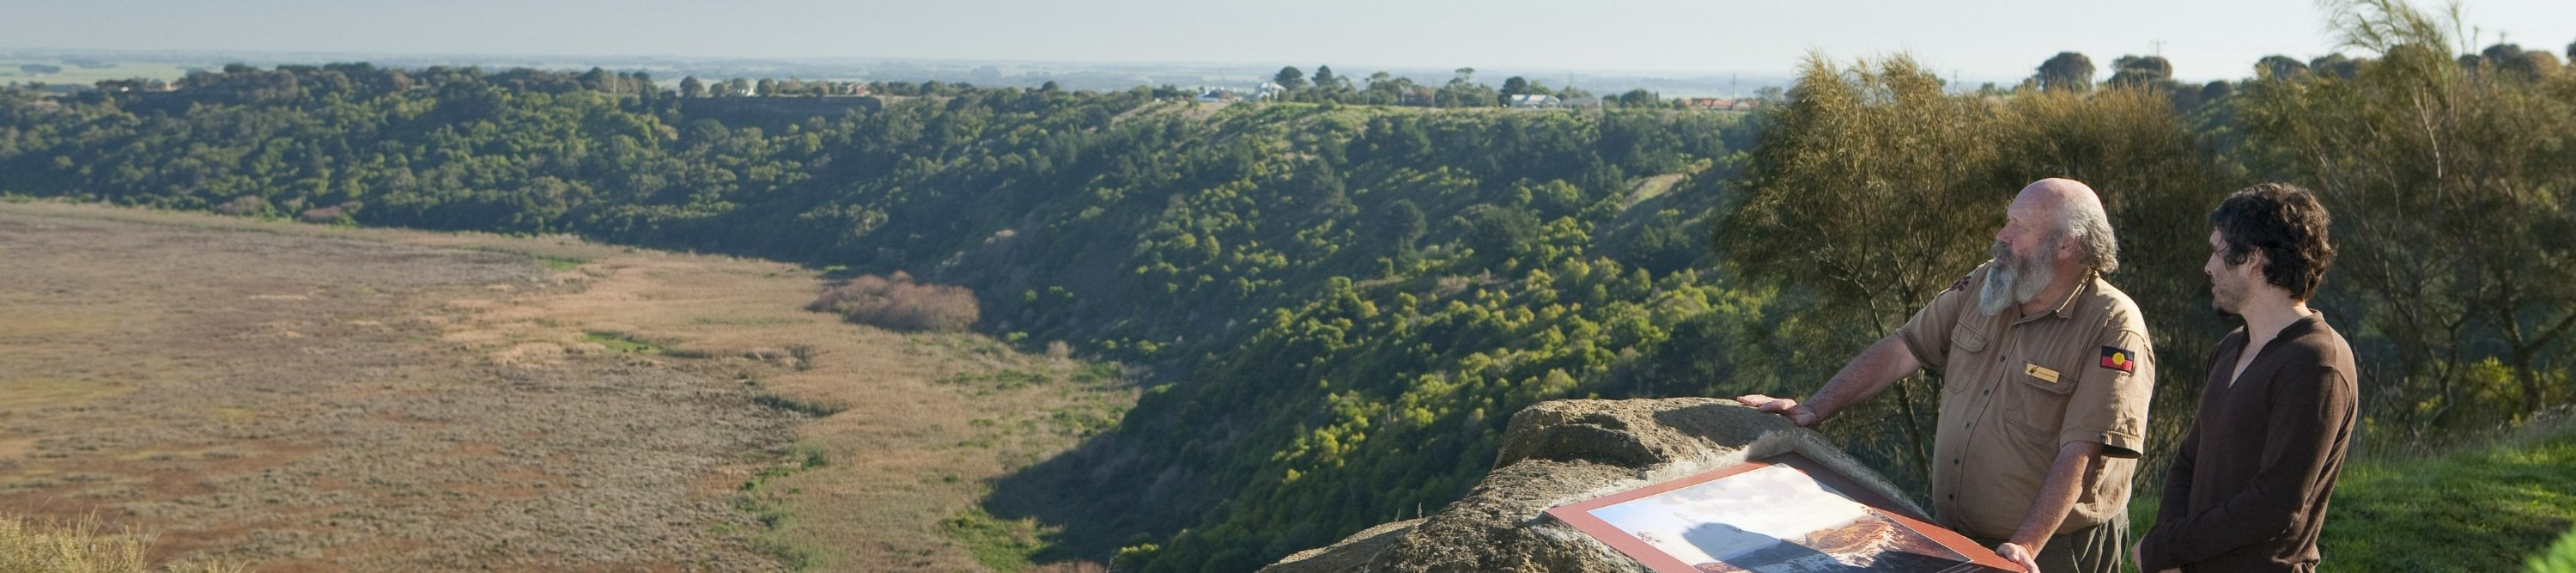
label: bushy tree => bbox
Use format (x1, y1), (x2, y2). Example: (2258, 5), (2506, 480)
(2034, 51), (2096, 92)
(1273, 66), (1307, 89)
(2244, 0), (2576, 426)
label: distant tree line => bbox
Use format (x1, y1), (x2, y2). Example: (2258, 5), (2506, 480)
(2, 2), (2571, 569)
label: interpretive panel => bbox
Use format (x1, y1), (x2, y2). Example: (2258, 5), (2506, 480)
(1546, 454), (2021, 573)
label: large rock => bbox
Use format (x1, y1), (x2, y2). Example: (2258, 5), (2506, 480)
(1261, 398), (1922, 573)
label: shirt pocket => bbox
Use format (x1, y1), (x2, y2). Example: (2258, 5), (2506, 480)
(2006, 360), (2076, 438)
(1945, 320), (1990, 395)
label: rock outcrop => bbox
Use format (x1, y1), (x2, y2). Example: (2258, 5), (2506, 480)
(1261, 397), (1922, 573)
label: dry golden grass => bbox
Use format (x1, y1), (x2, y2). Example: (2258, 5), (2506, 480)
(0, 514), (240, 573)
(0, 201), (1131, 572)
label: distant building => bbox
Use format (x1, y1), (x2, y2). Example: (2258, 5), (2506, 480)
(1194, 88), (1242, 103)
(1508, 94), (1562, 108)
(1680, 97), (1760, 111)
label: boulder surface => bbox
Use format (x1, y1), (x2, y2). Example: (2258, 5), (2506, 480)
(1261, 397), (1922, 573)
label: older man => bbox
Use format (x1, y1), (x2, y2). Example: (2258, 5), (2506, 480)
(1739, 179), (2154, 573)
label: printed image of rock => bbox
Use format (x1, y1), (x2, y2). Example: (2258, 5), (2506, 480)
(1590, 465), (1967, 573)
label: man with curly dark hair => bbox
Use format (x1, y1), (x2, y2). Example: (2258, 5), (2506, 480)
(2134, 182), (2357, 573)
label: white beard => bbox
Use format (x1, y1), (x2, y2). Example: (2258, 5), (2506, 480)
(1978, 241), (2057, 317)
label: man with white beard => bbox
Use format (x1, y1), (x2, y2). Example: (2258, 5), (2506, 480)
(1738, 179), (2154, 573)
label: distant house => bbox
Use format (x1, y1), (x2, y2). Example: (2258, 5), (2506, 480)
(1680, 97), (1761, 111)
(1508, 94), (1561, 108)
(1193, 82), (1286, 103)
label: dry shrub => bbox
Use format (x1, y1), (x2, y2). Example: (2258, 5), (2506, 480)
(807, 271), (981, 332)
(0, 514), (240, 573)
(1028, 562), (1109, 573)
(212, 196), (267, 217)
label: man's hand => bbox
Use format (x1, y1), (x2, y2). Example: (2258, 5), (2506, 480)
(1994, 541), (2040, 573)
(2130, 538), (2177, 573)
(1734, 394), (1822, 427)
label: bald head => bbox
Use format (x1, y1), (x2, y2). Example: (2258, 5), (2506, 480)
(2009, 178), (2120, 274)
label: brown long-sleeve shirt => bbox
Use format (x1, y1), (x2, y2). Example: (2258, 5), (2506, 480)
(2137, 313), (2358, 572)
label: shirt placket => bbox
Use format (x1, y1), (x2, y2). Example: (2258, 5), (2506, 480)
(1940, 318), (2014, 516)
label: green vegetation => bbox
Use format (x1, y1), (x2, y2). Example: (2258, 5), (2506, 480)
(2129, 413), (2576, 573)
(535, 254), (585, 271)
(737, 442), (835, 570)
(1, 2), (2570, 570)
(2320, 416), (2576, 572)
(940, 508), (1055, 573)
(2534, 524), (2576, 573)
(580, 330), (663, 354)
(749, 386), (848, 418)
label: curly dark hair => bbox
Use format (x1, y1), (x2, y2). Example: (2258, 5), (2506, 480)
(2209, 182), (2336, 301)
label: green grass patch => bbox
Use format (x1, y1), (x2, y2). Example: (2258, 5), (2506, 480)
(742, 379), (846, 418)
(580, 330), (663, 355)
(534, 254), (586, 271)
(736, 442), (834, 570)
(2128, 415), (2576, 572)
(2322, 418), (2576, 571)
(939, 508), (1052, 573)
(938, 369), (1055, 397)
(2535, 526), (2576, 573)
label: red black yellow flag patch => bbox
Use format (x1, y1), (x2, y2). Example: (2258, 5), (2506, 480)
(2099, 346), (2137, 373)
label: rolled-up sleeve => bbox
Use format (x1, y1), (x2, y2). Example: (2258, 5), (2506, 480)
(1897, 268), (1980, 370)
(2060, 328), (2153, 458)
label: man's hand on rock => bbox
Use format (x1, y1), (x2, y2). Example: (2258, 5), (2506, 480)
(1733, 394), (1821, 427)
(1994, 541), (2040, 573)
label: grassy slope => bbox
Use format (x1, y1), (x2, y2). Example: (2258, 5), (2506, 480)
(2127, 412), (2576, 572)
(0, 202), (1132, 571)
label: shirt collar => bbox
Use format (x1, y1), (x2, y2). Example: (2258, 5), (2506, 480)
(2014, 270), (2098, 325)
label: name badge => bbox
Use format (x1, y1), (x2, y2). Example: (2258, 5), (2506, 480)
(2024, 363), (2061, 383)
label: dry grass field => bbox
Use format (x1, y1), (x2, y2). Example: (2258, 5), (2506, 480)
(0, 202), (1133, 572)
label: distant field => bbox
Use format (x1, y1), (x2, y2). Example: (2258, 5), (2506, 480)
(0, 202), (1131, 571)
(0, 59), (196, 84)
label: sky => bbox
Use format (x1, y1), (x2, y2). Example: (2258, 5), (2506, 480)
(6, 0), (2575, 82)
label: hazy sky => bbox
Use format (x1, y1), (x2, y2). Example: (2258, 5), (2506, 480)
(7, 0), (2574, 82)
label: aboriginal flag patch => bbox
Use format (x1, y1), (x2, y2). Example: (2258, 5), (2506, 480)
(2099, 346), (2137, 373)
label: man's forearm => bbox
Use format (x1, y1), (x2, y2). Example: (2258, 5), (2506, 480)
(2010, 441), (2102, 547)
(1804, 335), (1921, 419)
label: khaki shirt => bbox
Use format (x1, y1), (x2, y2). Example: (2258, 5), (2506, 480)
(1897, 263), (2154, 539)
